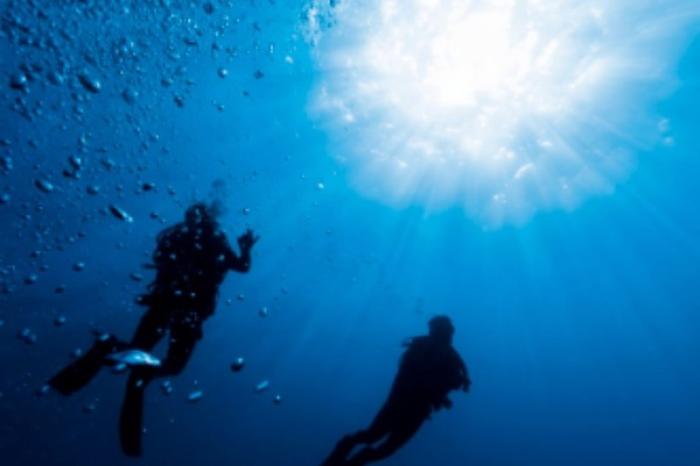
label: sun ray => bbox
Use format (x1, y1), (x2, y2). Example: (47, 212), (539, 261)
(307, 0), (700, 226)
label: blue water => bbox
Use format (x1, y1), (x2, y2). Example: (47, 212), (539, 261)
(1, 1), (700, 465)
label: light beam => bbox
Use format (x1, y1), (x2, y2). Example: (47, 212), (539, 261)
(307, 0), (699, 225)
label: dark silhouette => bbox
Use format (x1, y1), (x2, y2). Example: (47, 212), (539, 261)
(48, 202), (258, 456)
(321, 316), (470, 466)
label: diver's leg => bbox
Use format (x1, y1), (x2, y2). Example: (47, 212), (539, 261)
(345, 417), (424, 466)
(156, 322), (200, 376)
(118, 308), (170, 457)
(353, 406), (395, 444)
(321, 434), (364, 466)
(129, 306), (169, 350)
(119, 367), (150, 457)
(48, 334), (125, 395)
(321, 409), (392, 465)
(118, 321), (199, 457)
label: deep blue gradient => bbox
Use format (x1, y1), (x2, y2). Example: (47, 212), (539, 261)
(1, 2), (699, 466)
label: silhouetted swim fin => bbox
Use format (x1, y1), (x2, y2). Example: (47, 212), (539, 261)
(48, 334), (121, 396)
(321, 435), (357, 466)
(120, 377), (146, 457)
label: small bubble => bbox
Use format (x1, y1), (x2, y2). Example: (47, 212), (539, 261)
(9, 73), (28, 90)
(78, 73), (101, 93)
(68, 156), (82, 170)
(35, 179), (55, 193)
(121, 88), (139, 104)
(109, 205), (134, 223)
(24, 274), (38, 285)
(141, 182), (156, 192)
(18, 328), (37, 344)
(255, 380), (270, 393)
(47, 71), (64, 85)
(111, 363), (128, 374)
(230, 357), (245, 372)
(101, 158), (116, 170)
(1, 156), (13, 172)
(161, 380), (174, 396)
(82, 402), (97, 414)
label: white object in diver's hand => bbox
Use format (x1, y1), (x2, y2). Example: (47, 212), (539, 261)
(106, 350), (161, 368)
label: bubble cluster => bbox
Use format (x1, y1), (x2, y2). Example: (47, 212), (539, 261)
(1, 0), (294, 421)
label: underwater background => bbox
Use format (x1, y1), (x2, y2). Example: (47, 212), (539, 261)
(1, 1), (700, 465)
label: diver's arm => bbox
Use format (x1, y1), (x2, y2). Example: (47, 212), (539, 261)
(449, 347), (471, 392)
(459, 355), (471, 392)
(228, 229), (259, 272)
(434, 395), (453, 410)
(227, 247), (251, 272)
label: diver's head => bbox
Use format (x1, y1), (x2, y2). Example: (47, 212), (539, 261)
(428, 315), (455, 343)
(185, 202), (214, 226)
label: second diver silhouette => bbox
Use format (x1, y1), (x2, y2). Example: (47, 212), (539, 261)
(48, 202), (259, 456)
(321, 316), (471, 466)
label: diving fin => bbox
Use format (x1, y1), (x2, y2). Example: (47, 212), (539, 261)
(48, 334), (122, 396)
(321, 435), (358, 466)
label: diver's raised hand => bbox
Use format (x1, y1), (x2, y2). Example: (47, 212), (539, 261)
(237, 229), (260, 251)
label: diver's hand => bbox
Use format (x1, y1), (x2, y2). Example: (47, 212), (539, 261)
(238, 229), (260, 251)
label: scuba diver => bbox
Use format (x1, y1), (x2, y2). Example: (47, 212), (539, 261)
(48, 202), (259, 456)
(321, 316), (470, 466)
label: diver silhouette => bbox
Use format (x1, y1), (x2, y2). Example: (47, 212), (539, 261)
(47, 202), (258, 456)
(321, 316), (470, 466)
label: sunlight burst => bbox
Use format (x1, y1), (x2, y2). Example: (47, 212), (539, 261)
(308, 0), (699, 225)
